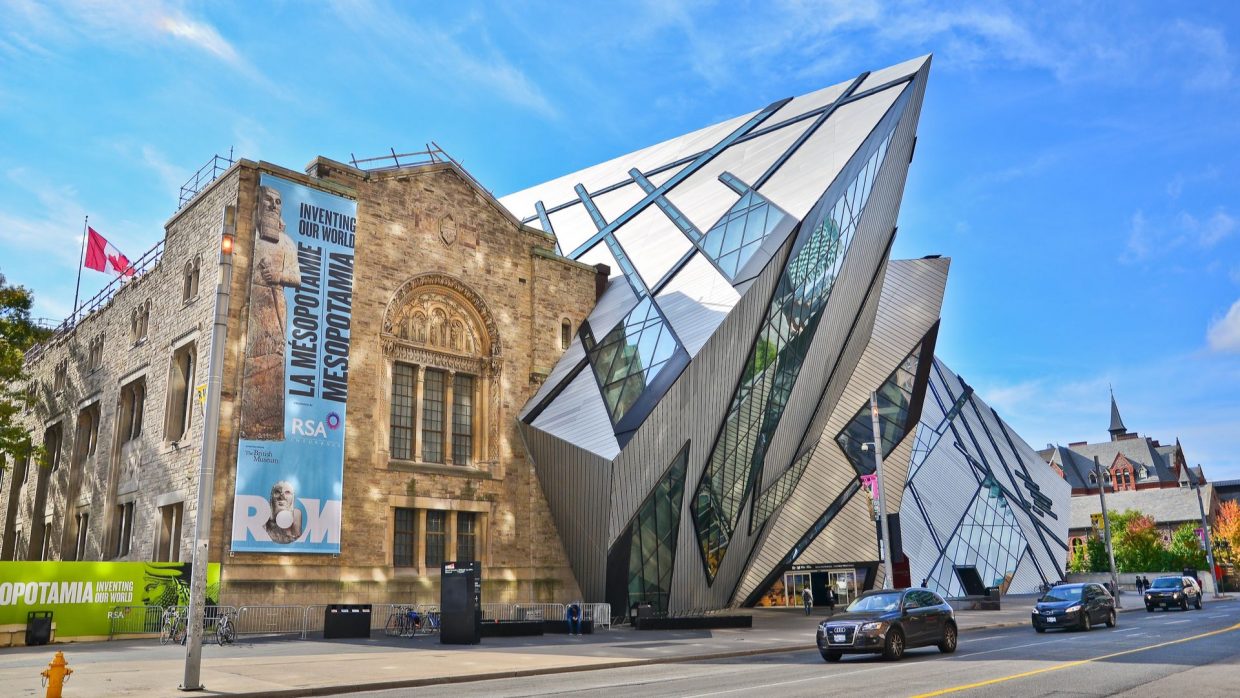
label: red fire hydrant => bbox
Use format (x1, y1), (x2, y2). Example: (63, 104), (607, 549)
(40, 651), (72, 698)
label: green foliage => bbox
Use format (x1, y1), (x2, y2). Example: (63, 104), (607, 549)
(1086, 535), (1109, 573)
(0, 272), (51, 471)
(1067, 542), (1090, 574)
(1109, 509), (1165, 572)
(742, 338), (778, 384)
(1166, 522), (1208, 571)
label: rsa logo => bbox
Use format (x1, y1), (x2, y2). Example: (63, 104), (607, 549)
(292, 412), (342, 438)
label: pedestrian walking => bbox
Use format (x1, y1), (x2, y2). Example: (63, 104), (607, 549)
(1135, 576), (1144, 594)
(920, 578), (928, 588)
(801, 585), (814, 615)
(827, 587), (837, 615)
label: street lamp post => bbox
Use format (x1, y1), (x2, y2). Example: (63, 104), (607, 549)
(1093, 456), (1122, 608)
(1189, 464), (1220, 599)
(869, 392), (895, 590)
(181, 206), (236, 691)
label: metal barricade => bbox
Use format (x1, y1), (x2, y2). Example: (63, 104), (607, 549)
(108, 605), (170, 638)
(513, 602), (564, 622)
(301, 605), (329, 639)
(232, 605), (304, 638)
(583, 603), (611, 631)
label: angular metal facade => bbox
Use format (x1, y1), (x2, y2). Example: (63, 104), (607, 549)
(506, 56), (935, 611)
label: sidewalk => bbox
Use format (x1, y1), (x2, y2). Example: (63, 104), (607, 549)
(0, 597), (1160, 698)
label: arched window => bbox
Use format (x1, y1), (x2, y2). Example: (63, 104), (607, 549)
(1088, 472), (1097, 485)
(560, 319), (572, 350)
(182, 256), (201, 302)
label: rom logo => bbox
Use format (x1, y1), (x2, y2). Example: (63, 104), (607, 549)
(292, 418), (328, 438)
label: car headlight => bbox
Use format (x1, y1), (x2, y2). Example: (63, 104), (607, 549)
(1065, 605), (1081, 613)
(860, 621), (885, 631)
(1173, 592), (1182, 599)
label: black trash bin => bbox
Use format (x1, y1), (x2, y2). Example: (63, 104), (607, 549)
(26, 611), (52, 646)
(323, 604), (372, 639)
(631, 602), (653, 629)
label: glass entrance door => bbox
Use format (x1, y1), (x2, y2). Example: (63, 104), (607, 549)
(784, 571), (812, 607)
(828, 569), (858, 606)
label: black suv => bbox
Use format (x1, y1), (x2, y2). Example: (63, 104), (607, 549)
(816, 588), (956, 662)
(1032, 583), (1115, 632)
(1145, 576), (1203, 611)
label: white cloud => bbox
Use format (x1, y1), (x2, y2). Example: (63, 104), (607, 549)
(1120, 210), (1154, 263)
(1207, 299), (1240, 353)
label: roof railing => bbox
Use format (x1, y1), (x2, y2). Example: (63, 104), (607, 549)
(349, 142), (493, 198)
(179, 148), (235, 210)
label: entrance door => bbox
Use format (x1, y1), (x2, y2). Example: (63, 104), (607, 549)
(829, 570), (859, 606)
(785, 572), (812, 607)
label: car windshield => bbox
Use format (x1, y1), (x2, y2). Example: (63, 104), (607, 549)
(847, 592), (903, 612)
(1040, 586), (1082, 603)
(1151, 578), (1181, 589)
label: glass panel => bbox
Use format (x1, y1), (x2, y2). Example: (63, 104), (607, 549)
(422, 370), (444, 463)
(934, 486), (1028, 596)
(425, 510), (446, 569)
(752, 449), (814, 531)
(697, 183), (788, 281)
(456, 512), (477, 562)
(691, 90), (908, 581)
(835, 343), (922, 476)
(585, 296), (681, 424)
(620, 446), (689, 614)
(390, 363), (416, 460)
(452, 374), (474, 465)
(394, 507), (415, 567)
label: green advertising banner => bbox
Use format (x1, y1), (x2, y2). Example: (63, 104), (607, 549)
(0, 561), (221, 638)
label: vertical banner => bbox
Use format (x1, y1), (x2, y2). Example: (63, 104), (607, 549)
(231, 173), (357, 553)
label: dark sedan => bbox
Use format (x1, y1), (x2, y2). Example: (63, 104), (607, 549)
(816, 588), (957, 662)
(1031, 582), (1116, 632)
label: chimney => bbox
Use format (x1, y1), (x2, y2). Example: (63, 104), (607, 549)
(1069, 441), (1087, 447)
(594, 264), (612, 300)
(1152, 439), (1161, 447)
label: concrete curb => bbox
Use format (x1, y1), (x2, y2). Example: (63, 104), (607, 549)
(208, 618), (1039, 698)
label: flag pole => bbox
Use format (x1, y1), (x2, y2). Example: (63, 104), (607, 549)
(72, 216), (88, 326)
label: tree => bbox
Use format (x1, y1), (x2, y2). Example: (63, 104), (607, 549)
(1067, 542), (1090, 574)
(1110, 509), (1164, 572)
(1086, 534), (1109, 573)
(0, 272), (51, 472)
(1217, 500), (1240, 567)
(1166, 522), (1208, 572)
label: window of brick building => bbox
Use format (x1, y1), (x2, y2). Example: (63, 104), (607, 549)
(393, 507), (417, 567)
(388, 365), (478, 466)
(53, 359), (68, 392)
(183, 257), (201, 302)
(119, 378), (145, 443)
(561, 320), (572, 350)
(113, 501), (135, 558)
(425, 510), (446, 569)
(44, 423), (63, 472)
(39, 517), (52, 561)
(452, 374), (474, 465)
(155, 502), (183, 562)
(131, 300), (151, 344)
(72, 511), (89, 561)
(164, 343), (196, 441)
(88, 335), (104, 371)
(422, 370), (445, 463)
(456, 512), (477, 563)
(390, 364), (416, 460)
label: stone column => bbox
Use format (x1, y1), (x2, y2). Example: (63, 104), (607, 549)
(444, 370), (456, 465)
(446, 510), (458, 563)
(413, 366), (425, 463)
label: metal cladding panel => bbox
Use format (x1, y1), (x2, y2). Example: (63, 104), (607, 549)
(1008, 549), (1044, 594)
(500, 110), (759, 222)
(547, 201), (601, 255)
(662, 119), (814, 236)
(655, 252), (741, 357)
(909, 435), (977, 545)
(607, 236), (793, 546)
(577, 242), (623, 282)
(520, 423), (614, 600)
(613, 205), (694, 289)
(799, 491), (880, 564)
(584, 274), (638, 335)
(531, 368), (620, 461)
(767, 79), (852, 125)
(854, 54), (930, 93)
(520, 338), (586, 420)
(592, 181), (647, 224)
(757, 83), (906, 222)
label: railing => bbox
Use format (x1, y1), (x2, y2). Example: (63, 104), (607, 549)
(108, 605), (168, 637)
(179, 149), (235, 210)
(234, 605), (307, 639)
(349, 142), (494, 199)
(25, 238), (166, 362)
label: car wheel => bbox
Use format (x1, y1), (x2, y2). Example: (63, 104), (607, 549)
(1146, 605), (1154, 613)
(821, 650), (842, 662)
(882, 628), (906, 661)
(1081, 613), (1091, 631)
(938, 623), (958, 653)
(1180, 599), (1188, 611)
(1195, 597), (1203, 610)
(1035, 626), (1046, 633)
(1106, 610), (1116, 628)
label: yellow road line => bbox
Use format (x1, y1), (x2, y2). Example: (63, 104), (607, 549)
(910, 621), (1240, 697)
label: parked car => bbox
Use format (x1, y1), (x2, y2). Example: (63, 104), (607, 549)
(1144, 576), (1202, 611)
(816, 588), (957, 662)
(1031, 582), (1116, 632)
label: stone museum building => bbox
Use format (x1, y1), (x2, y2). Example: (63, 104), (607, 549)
(0, 54), (1073, 612)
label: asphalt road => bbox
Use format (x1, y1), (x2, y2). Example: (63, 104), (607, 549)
(355, 598), (1240, 697)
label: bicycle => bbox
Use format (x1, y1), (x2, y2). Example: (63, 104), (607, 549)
(385, 606), (423, 637)
(215, 608), (237, 646)
(160, 607), (187, 646)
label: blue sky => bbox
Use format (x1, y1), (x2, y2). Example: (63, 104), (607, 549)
(2, 1), (1238, 479)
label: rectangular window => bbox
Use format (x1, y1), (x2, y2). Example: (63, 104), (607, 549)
(53, 360), (68, 392)
(164, 343), (195, 441)
(39, 518), (52, 561)
(119, 379), (145, 442)
(425, 510), (446, 569)
(422, 370), (444, 463)
(114, 502), (134, 558)
(88, 335), (104, 371)
(44, 424), (63, 472)
(155, 502), (183, 562)
(452, 374), (474, 465)
(456, 512), (477, 563)
(390, 364), (416, 460)
(394, 507), (416, 567)
(73, 512), (89, 561)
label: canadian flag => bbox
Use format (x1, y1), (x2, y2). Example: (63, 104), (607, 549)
(84, 227), (135, 278)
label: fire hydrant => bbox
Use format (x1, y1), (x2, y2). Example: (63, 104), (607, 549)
(40, 651), (72, 698)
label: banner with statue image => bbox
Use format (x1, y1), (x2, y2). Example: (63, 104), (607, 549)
(230, 173), (357, 553)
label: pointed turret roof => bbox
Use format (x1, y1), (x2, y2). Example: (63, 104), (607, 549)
(1108, 389), (1127, 439)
